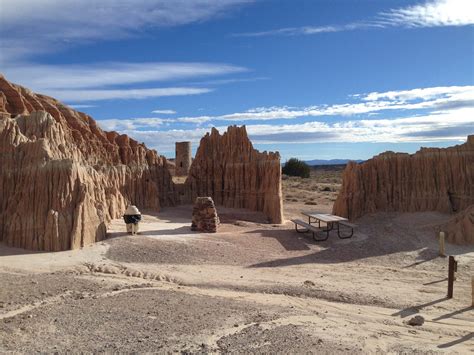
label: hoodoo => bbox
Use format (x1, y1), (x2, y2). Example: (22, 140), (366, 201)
(0, 75), (284, 251)
(185, 126), (284, 224)
(333, 136), (474, 244)
(0, 75), (176, 251)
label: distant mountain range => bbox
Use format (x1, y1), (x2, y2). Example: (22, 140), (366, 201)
(304, 159), (364, 166)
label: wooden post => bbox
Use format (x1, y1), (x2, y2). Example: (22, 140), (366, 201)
(447, 256), (455, 298)
(471, 276), (474, 307)
(439, 232), (446, 257)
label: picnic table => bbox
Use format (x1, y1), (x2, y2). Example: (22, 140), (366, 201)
(291, 211), (356, 241)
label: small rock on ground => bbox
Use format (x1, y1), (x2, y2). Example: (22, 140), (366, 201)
(407, 315), (424, 326)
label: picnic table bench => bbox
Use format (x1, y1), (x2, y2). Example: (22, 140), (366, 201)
(291, 211), (356, 241)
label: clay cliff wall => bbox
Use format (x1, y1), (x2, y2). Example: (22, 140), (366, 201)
(185, 126), (283, 224)
(333, 136), (474, 224)
(0, 75), (176, 251)
(442, 205), (474, 245)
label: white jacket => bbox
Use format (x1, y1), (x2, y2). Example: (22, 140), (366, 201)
(124, 205), (141, 215)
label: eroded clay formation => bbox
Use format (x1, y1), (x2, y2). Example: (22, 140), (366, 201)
(185, 126), (283, 224)
(0, 75), (176, 251)
(442, 205), (474, 245)
(333, 136), (474, 244)
(0, 75), (283, 251)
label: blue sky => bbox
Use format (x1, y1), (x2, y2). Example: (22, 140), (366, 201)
(1, 0), (473, 160)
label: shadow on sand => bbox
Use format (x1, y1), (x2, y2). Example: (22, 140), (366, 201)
(432, 306), (474, 321)
(438, 332), (473, 349)
(247, 227), (437, 267)
(246, 229), (314, 251)
(106, 226), (195, 239)
(391, 297), (449, 318)
(0, 242), (51, 257)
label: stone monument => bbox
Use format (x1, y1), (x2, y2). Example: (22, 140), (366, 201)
(191, 197), (219, 233)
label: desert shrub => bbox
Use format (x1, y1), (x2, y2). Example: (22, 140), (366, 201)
(282, 158), (310, 178)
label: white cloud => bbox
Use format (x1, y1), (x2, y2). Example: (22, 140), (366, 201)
(46, 87), (212, 102)
(234, 23), (378, 37)
(246, 108), (473, 143)
(362, 86), (473, 102)
(103, 85), (472, 125)
(68, 104), (97, 109)
(378, 0), (474, 28)
(98, 117), (172, 131)
(0, 0), (253, 61)
(0, 1), (253, 104)
(2, 62), (246, 91)
(2, 61), (247, 102)
(151, 109), (177, 114)
(235, 0), (474, 37)
(95, 85), (474, 152)
(104, 107), (473, 153)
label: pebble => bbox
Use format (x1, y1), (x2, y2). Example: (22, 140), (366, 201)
(407, 315), (424, 326)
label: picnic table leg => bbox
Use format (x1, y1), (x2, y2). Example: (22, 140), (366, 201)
(337, 223), (354, 239)
(294, 223), (309, 234)
(313, 221), (330, 241)
(313, 229), (329, 241)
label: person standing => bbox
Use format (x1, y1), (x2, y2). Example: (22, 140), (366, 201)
(123, 205), (142, 235)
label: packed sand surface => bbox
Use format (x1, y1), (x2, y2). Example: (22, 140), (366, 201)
(1, 168), (473, 353)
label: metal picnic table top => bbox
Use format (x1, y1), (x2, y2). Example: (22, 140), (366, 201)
(301, 211), (348, 223)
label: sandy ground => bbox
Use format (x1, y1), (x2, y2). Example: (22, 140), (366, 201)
(1, 167), (473, 353)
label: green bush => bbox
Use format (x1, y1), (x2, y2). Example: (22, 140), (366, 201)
(282, 158), (310, 178)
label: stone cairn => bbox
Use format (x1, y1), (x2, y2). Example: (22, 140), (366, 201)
(191, 197), (219, 233)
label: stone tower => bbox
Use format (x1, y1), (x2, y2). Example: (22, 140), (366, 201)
(175, 141), (192, 176)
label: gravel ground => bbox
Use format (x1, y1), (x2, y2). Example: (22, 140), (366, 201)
(1, 168), (473, 353)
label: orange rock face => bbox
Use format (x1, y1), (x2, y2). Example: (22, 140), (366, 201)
(185, 126), (283, 224)
(0, 75), (176, 251)
(333, 136), (474, 244)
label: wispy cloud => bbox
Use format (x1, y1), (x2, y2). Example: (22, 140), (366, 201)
(112, 107), (473, 153)
(46, 87), (212, 102)
(0, 0), (253, 62)
(246, 108), (474, 143)
(0, 1), (253, 103)
(99, 118), (170, 131)
(235, 23), (378, 37)
(235, 0), (474, 37)
(68, 104), (97, 109)
(2, 61), (246, 102)
(362, 86), (473, 102)
(98, 85), (473, 126)
(2, 62), (246, 91)
(151, 109), (177, 114)
(186, 76), (270, 85)
(96, 85), (474, 152)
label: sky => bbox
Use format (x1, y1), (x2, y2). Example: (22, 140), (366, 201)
(1, 0), (473, 160)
